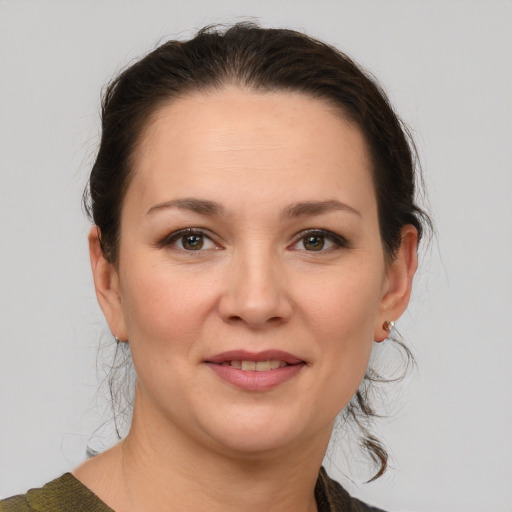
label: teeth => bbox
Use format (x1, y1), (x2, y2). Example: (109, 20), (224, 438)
(241, 361), (256, 370)
(255, 361), (271, 371)
(226, 360), (286, 371)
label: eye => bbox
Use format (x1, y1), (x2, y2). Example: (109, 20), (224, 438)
(291, 230), (347, 252)
(159, 229), (219, 251)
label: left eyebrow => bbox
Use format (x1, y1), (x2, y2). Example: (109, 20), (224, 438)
(146, 198), (225, 216)
(281, 200), (362, 219)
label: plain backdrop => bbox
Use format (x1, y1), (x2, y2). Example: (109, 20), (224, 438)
(1, 1), (511, 511)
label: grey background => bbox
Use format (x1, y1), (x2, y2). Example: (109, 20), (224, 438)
(1, 1), (511, 511)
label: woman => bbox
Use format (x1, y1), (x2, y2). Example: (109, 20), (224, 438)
(1, 23), (428, 512)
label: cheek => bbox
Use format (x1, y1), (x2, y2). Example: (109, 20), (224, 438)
(299, 264), (383, 406)
(119, 261), (220, 357)
(303, 263), (383, 341)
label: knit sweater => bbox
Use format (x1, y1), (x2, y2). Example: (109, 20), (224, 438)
(0, 467), (385, 512)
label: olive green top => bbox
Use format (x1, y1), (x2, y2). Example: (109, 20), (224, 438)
(0, 467), (385, 512)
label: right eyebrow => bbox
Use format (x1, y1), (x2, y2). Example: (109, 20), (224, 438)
(146, 198), (226, 216)
(281, 199), (362, 219)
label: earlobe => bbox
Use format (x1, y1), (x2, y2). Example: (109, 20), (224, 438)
(88, 226), (128, 341)
(375, 225), (418, 341)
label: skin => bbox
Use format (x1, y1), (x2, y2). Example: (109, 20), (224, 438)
(75, 87), (418, 512)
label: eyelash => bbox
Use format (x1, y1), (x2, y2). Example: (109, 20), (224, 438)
(157, 228), (348, 253)
(290, 229), (348, 252)
(157, 228), (220, 252)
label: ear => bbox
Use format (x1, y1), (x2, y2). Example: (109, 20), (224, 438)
(88, 226), (128, 342)
(374, 225), (419, 341)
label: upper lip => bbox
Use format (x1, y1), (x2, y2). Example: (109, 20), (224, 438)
(205, 349), (304, 365)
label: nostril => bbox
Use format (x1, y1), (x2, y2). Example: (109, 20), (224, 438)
(223, 313), (286, 328)
(217, 274), (293, 328)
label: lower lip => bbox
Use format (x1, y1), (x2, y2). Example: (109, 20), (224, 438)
(205, 363), (305, 391)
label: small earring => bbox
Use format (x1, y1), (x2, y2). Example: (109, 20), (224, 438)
(383, 320), (395, 334)
(375, 320), (395, 343)
(114, 335), (127, 344)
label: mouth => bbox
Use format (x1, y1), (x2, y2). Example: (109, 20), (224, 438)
(205, 349), (305, 369)
(218, 360), (290, 371)
(204, 350), (306, 391)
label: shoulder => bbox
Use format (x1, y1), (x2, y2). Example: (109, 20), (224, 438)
(0, 474), (113, 512)
(4, 468), (385, 512)
(316, 467), (387, 512)
(0, 495), (30, 512)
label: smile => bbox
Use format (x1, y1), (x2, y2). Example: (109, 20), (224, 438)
(219, 360), (288, 371)
(205, 350), (306, 391)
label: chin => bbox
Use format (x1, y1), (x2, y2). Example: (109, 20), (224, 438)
(198, 406), (322, 458)
(211, 429), (300, 458)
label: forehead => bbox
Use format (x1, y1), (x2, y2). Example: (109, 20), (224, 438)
(127, 87), (376, 215)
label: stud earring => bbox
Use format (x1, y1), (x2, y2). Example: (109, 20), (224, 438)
(375, 320), (395, 343)
(114, 335), (127, 344)
(383, 320), (395, 333)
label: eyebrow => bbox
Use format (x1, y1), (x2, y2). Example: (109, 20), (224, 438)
(281, 200), (361, 219)
(146, 198), (226, 216)
(146, 197), (361, 219)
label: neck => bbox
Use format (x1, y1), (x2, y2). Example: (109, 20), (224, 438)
(76, 395), (333, 512)
(121, 407), (330, 512)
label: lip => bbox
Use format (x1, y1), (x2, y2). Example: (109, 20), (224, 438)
(205, 349), (304, 365)
(204, 350), (306, 391)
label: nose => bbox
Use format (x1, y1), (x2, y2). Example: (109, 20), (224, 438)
(218, 247), (293, 329)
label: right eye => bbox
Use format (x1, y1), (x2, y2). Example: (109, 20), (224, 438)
(160, 229), (219, 251)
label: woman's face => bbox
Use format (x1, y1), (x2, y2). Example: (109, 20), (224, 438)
(92, 87), (415, 457)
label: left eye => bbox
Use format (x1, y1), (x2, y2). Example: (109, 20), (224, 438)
(161, 230), (218, 251)
(291, 230), (346, 252)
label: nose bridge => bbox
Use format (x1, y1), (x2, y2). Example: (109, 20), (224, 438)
(220, 240), (291, 328)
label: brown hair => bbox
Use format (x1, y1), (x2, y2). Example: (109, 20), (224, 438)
(84, 22), (431, 480)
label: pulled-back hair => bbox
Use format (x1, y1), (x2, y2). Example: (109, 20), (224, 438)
(84, 22), (431, 480)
